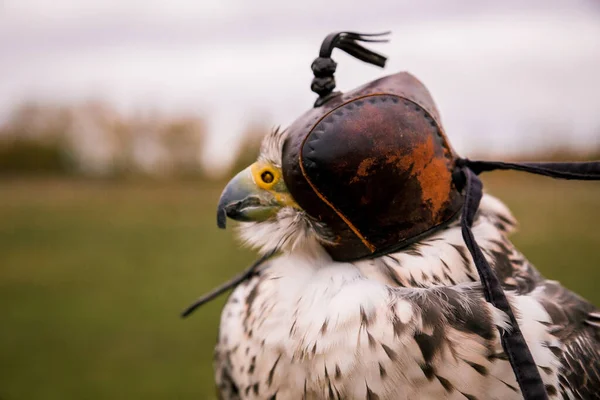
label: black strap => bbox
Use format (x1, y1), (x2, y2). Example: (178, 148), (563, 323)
(460, 167), (547, 399)
(460, 159), (600, 180)
(181, 249), (277, 318)
(456, 158), (600, 400)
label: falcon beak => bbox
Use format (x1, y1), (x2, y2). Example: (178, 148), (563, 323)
(216, 166), (280, 229)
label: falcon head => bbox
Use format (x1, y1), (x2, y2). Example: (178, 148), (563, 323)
(217, 128), (334, 254)
(216, 72), (464, 262)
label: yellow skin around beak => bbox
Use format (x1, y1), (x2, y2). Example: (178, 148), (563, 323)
(216, 161), (298, 228)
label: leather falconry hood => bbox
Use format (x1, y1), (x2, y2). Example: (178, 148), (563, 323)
(282, 38), (462, 262)
(183, 30), (600, 400)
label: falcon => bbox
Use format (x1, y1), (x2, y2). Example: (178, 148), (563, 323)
(191, 32), (600, 399)
(212, 128), (600, 400)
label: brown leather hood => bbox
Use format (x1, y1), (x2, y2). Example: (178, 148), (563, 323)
(282, 72), (463, 261)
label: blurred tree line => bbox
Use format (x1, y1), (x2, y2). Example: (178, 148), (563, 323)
(1, 100), (598, 180)
(0, 101), (266, 180)
(0, 103), (74, 175)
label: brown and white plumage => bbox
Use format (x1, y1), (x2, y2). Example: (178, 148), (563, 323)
(213, 129), (600, 399)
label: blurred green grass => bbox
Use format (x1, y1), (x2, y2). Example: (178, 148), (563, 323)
(0, 175), (598, 399)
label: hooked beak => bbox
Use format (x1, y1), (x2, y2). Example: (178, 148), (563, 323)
(217, 166), (280, 229)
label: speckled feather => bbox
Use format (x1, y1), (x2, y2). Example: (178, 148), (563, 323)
(214, 130), (600, 400)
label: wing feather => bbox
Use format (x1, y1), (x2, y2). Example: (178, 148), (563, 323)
(534, 281), (600, 399)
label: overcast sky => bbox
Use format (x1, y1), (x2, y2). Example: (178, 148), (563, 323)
(1, 0), (600, 171)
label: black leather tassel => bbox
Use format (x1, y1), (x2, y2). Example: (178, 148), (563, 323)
(311, 31), (389, 106)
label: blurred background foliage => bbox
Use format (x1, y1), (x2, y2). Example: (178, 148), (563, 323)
(0, 101), (236, 179)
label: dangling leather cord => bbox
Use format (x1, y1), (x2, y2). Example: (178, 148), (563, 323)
(462, 159), (600, 180)
(181, 230), (303, 317)
(455, 158), (600, 400)
(181, 248), (278, 318)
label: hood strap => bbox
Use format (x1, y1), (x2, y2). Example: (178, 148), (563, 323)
(456, 158), (600, 400)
